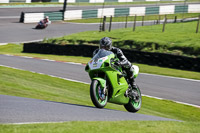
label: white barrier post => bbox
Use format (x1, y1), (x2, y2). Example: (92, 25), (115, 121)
(24, 13), (44, 23)
(0, 0), (9, 3)
(26, 0), (31, 3)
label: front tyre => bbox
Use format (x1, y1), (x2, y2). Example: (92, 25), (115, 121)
(124, 85), (142, 113)
(90, 80), (108, 108)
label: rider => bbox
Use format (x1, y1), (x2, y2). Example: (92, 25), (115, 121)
(39, 16), (50, 27)
(44, 16), (49, 23)
(43, 16), (50, 27)
(93, 37), (137, 90)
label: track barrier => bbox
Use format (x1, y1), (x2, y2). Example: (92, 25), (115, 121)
(23, 43), (200, 72)
(19, 4), (200, 23)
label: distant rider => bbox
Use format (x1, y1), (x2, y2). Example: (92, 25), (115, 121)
(93, 37), (137, 91)
(39, 16), (50, 27)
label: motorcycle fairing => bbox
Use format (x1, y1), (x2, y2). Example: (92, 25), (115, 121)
(88, 56), (108, 70)
(86, 49), (130, 105)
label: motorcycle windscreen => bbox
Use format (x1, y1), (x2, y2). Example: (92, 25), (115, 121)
(88, 49), (113, 70)
(93, 49), (113, 59)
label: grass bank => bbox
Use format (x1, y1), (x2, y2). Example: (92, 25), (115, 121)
(0, 66), (200, 132)
(44, 21), (200, 57)
(1, 44), (200, 80)
(0, 121), (200, 133)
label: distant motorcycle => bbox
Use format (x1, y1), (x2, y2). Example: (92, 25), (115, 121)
(35, 20), (51, 29)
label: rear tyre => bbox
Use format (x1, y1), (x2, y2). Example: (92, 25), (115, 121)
(35, 25), (45, 29)
(90, 80), (108, 108)
(124, 85), (142, 113)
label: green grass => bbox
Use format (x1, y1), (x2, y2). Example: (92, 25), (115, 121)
(1, 44), (200, 80)
(67, 13), (200, 23)
(0, 66), (90, 105)
(0, 121), (200, 133)
(44, 21), (200, 57)
(0, 66), (200, 132)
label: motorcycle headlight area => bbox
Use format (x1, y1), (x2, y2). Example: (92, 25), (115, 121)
(88, 57), (108, 70)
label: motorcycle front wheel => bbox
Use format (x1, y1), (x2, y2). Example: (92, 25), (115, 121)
(90, 80), (108, 108)
(124, 85), (142, 113)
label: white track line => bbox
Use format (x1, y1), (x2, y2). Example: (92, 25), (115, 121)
(7, 121), (67, 125)
(0, 63), (200, 108)
(141, 94), (200, 108)
(3, 54), (200, 82)
(2, 39), (43, 44)
(141, 73), (200, 82)
(0, 43), (8, 45)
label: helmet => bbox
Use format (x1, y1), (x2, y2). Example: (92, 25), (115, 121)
(45, 16), (49, 19)
(100, 37), (112, 50)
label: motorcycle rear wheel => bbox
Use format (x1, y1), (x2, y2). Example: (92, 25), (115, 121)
(124, 85), (142, 113)
(35, 25), (46, 29)
(90, 80), (108, 108)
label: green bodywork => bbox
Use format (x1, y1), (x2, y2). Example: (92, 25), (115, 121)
(85, 51), (130, 105)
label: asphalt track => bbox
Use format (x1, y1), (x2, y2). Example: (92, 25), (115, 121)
(0, 95), (176, 124)
(0, 16), (160, 44)
(0, 19), (157, 43)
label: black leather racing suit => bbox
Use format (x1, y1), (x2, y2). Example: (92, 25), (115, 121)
(93, 47), (136, 88)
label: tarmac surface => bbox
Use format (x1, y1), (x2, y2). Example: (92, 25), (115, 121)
(0, 95), (177, 124)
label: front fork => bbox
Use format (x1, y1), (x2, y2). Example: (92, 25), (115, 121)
(93, 77), (107, 94)
(103, 80), (107, 94)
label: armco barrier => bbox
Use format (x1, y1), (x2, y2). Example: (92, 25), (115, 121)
(0, 0), (9, 3)
(114, 8), (129, 17)
(82, 10), (98, 19)
(10, 0), (26, 2)
(64, 4), (200, 20)
(23, 43), (200, 72)
(24, 13), (44, 23)
(64, 10), (82, 20)
(22, 11), (63, 23)
(21, 4), (200, 23)
(44, 11), (63, 21)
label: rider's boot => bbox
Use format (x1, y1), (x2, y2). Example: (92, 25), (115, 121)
(125, 77), (139, 102)
(130, 77), (137, 90)
(124, 65), (139, 101)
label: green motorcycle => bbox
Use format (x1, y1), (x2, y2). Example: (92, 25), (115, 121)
(85, 49), (142, 112)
